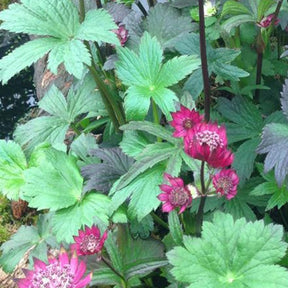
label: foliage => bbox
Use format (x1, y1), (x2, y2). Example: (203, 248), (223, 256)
(0, 0), (288, 286)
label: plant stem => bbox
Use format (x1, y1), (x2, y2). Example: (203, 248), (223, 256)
(147, 0), (154, 8)
(136, 0), (148, 17)
(198, 0), (210, 123)
(151, 212), (169, 230)
(95, 0), (102, 8)
(151, 98), (161, 142)
(79, 0), (85, 22)
(101, 256), (127, 286)
(195, 0), (210, 237)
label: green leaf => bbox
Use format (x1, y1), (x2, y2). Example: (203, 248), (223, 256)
(167, 212), (288, 288)
(115, 142), (177, 191)
(222, 14), (255, 33)
(116, 32), (199, 120)
(0, 0), (80, 38)
(217, 95), (263, 144)
(110, 164), (165, 221)
(0, 140), (27, 200)
(221, 0), (253, 17)
(130, 214), (154, 239)
(0, 214), (53, 273)
(168, 210), (183, 246)
(22, 148), (83, 211)
(232, 138), (261, 184)
(257, 123), (288, 186)
(76, 9), (119, 45)
(257, 0), (275, 21)
(120, 121), (178, 144)
(143, 3), (195, 49)
(52, 193), (111, 243)
(0, 38), (59, 84)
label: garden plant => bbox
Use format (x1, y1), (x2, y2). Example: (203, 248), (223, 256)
(0, 0), (288, 287)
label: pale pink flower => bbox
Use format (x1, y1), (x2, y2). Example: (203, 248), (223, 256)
(71, 225), (108, 256)
(184, 122), (234, 168)
(158, 173), (192, 214)
(170, 105), (204, 138)
(258, 14), (280, 28)
(212, 169), (239, 200)
(16, 248), (92, 288)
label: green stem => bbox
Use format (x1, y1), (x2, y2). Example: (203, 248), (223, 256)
(151, 212), (169, 230)
(151, 98), (161, 142)
(79, 0), (85, 22)
(88, 66), (121, 131)
(101, 256), (127, 287)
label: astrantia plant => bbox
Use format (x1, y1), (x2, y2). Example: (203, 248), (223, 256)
(0, 0), (288, 287)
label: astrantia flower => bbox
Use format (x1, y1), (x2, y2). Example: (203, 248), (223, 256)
(258, 14), (280, 28)
(184, 122), (234, 168)
(158, 173), (192, 214)
(212, 169), (239, 200)
(170, 105), (203, 138)
(16, 248), (92, 288)
(71, 225), (108, 256)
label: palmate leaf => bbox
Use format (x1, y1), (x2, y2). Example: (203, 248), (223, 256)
(14, 76), (101, 154)
(0, 214), (54, 273)
(167, 212), (288, 288)
(116, 32), (200, 121)
(0, 0), (119, 83)
(81, 147), (134, 193)
(222, 14), (255, 33)
(143, 3), (195, 49)
(0, 140), (27, 200)
(52, 193), (111, 243)
(22, 147), (83, 211)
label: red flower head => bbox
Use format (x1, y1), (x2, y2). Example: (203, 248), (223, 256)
(114, 25), (129, 46)
(158, 173), (192, 214)
(170, 105), (204, 138)
(258, 14), (280, 28)
(71, 225), (108, 256)
(16, 248), (92, 288)
(212, 169), (239, 200)
(184, 122), (234, 168)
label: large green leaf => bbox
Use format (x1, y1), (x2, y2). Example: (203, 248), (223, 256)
(14, 76), (101, 154)
(110, 164), (165, 221)
(22, 148), (83, 211)
(167, 212), (288, 288)
(0, 140), (27, 200)
(0, 38), (59, 84)
(0, 0), (119, 82)
(116, 32), (200, 120)
(143, 3), (194, 49)
(221, 0), (253, 17)
(0, 214), (54, 273)
(222, 14), (255, 33)
(52, 193), (111, 243)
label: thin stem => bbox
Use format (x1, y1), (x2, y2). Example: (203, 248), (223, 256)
(151, 212), (169, 230)
(79, 0), (85, 22)
(196, 0), (210, 237)
(151, 98), (161, 142)
(268, 0), (283, 36)
(198, 0), (210, 123)
(101, 256), (127, 286)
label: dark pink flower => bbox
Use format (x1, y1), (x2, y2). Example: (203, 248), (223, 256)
(158, 173), (192, 214)
(71, 225), (108, 256)
(114, 25), (129, 46)
(16, 248), (92, 288)
(258, 14), (280, 28)
(212, 169), (239, 200)
(170, 105), (204, 138)
(184, 122), (234, 168)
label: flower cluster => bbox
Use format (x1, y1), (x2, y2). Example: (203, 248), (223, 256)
(16, 248), (92, 288)
(257, 14), (280, 28)
(113, 25), (129, 46)
(158, 105), (239, 213)
(71, 225), (108, 256)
